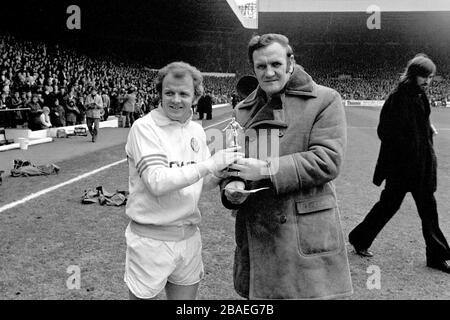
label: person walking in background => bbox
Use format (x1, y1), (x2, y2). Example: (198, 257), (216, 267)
(348, 54), (450, 274)
(65, 99), (79, 126)
(85, 86), (103, 142)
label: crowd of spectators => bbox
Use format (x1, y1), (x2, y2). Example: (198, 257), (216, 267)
(0, 34), (449, 129)
(0, 35), (238, 129)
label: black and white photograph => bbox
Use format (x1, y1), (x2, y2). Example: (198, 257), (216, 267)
(0, 0), (449, 306)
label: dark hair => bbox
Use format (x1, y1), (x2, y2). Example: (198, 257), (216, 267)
(247, 33), (294, 67)
(400, 53), (436, 84)
(155, 61), (204, 99)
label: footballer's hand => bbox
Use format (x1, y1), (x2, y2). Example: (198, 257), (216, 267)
(204, 147), (244, 173)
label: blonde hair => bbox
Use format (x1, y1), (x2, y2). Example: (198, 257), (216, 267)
(155, 61), (204, 99)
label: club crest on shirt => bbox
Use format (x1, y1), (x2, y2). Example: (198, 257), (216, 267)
(190, 137), (199, 152)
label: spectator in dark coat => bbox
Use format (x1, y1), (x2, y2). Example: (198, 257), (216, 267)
(349, 54), (450, 274)
(76, 94), (86, 124)
(27, 94), (44, 131)
(51, 98), (66, 127)
(65, 99), (79, 126)
(197, 92), (213, 120)
(11, 91), (25, 127)
(122, 87), (136, 127)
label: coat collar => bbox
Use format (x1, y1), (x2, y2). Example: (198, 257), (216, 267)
(398, 81), (425, 97)
(237, 65), (317, 110)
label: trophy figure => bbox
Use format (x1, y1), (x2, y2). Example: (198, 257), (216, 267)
(224, 117), (244, 173)
(224, 117), (244, 149)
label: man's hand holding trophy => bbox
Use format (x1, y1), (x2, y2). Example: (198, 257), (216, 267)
(222, 118), (269, 204)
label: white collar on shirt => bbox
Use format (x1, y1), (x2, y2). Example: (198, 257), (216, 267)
(151, 106), (193, 127)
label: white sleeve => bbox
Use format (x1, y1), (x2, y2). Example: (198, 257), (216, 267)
(200, 131), (222, 191)
(126, 123), (207, 196)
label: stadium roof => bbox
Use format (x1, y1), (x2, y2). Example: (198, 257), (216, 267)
(0, 1), (449, 46)
(258, 0), (450, 13)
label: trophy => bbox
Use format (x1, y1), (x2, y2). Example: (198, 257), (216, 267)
(223, 117), (244, 174)
(224, 117), (244, 149)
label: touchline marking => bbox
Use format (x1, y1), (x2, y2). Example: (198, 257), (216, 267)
(0, 159), (126, 213)
(0, 119), (230, 213)
(204, 118), (231, 130)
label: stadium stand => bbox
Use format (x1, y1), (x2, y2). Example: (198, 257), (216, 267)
(0, 34), (240, 130)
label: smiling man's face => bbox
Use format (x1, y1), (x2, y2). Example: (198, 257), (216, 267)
(161, 72), (195, 123)
(252, 42), (293, 97)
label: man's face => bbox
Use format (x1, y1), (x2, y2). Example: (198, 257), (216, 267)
(161, 72), (196, 123)
(416, 74), (433, 91)
(252, 42), (293, 97)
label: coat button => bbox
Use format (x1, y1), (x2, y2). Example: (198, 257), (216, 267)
(279, 215), (287, 224)
(278, 130), (284, 137)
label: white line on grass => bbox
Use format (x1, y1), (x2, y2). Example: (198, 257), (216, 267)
(204, 118), (231, 130)
(0, 119), (231, 213)
(0, 159), (126, 213)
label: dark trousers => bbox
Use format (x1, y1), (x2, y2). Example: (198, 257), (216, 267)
(123, 111), (135, 127)
(349, 181), (450, 263)
(86, 117), (100, 140)
(102, 108), (109, 121)
(198, 112), (212, 120)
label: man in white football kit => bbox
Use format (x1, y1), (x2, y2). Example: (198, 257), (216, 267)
(124, 62), (242, 300)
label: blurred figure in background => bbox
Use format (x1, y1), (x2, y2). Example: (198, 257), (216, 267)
(85, 87), (103, 142)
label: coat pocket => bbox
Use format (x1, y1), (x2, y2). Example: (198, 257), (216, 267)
(295, 194), (341, 256)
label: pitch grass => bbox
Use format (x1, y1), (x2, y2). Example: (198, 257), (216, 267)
(0, 107), (449, 300)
